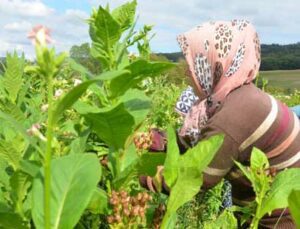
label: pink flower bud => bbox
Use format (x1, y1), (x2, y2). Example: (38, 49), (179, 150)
(28, 25), (52, 46)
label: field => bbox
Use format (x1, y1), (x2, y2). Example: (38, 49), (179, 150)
(260, 69), (300, 89)
(0, 1), (300, 229)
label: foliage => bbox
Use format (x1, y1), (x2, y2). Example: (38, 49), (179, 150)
(0, 1), (175, 228)
(69, 43), (101, 74)
(1, 1), (300, 229)
(288, 190), (300, 228)
(235, 148), (300, 228)
(32, 154), (102, 228)
(161, 131), (224, 228)
(203, 210), (237, 229)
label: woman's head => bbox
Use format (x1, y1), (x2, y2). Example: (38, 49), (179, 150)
(177, 20), (261, 101)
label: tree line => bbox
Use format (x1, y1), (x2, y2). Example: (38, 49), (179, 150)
(1, 42), (299, 74)
(158, 42), (300, 71)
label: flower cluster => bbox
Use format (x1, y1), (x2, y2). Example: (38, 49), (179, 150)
(133, 131), (153, 150)
(107, 190), (152, 226)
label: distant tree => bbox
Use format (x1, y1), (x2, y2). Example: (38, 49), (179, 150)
(69, 43), (102, 74)
(158, 43), (300, 71)
(151, 53), (188, 86)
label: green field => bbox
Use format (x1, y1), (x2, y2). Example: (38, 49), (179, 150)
(260, 69), (300, 90)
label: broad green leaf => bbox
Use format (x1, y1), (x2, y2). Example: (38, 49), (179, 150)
(0, 140), (22, 170)
(3, 52), (25, 103)
(0, 99), (26, 122)
(112, 0), (137, 31)
(0, 110), (43, 157)
(19, 160), (41, 178)
(32, 153), (102, 229)
(161, 135), (224, 228)
(53, 70), (130, 124)
(89, 6), (121, 46)
(67, 58), (93, 79)
(288, 190), (300, 228)
(0, 157), (9, 188)
(110, 60), (175, 97)
(234, 161), (252, 182)
(86, 188), (108, 214)
(121, 89), (151, 124)
(250, 147), (269, 170)
(84, 90), (150, 150)
(73, 101), (101, 114)
(9, 171), (31, 216)
(160, 212), (177, 229)
(0, 211), (27, 229)
(89, 6), (121, 69)
(113, 153), (166, 190)
(163, 126), (180, 187)
(259, 168), (300, 218)
(69, 130), (90, 155)
(113, 159), (138, 190)
(119, 143), (138, 172)
(137, 153), (166, 176)
(204, 210), (237, 229)
(85, 103), (135, 150)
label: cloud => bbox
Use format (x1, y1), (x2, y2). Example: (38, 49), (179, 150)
(0, 1), (89, 58)
(0, 0), (54, 17)
(4, 21), (32, 32)
(0, 0), (300, 57)
(89, 0), (300, 52)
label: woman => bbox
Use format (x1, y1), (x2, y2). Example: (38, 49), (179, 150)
(139, 20), (299, 228)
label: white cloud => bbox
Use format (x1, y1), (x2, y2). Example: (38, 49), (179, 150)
(0, 1), (89, 58)
(0, 0), (300, 57)
(4, 21), (32, 32)
(0, 0), (54, 17)
(90, 0), (300, 52)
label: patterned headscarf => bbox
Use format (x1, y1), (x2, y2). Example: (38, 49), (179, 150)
(175, 20), (261, 145)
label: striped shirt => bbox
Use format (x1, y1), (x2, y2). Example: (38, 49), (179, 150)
(196, 83), (299, 228)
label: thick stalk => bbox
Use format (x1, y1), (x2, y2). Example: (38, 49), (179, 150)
(44, 74), (54, 229)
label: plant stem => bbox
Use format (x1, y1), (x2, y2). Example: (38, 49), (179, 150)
(44, 73), (54, 229)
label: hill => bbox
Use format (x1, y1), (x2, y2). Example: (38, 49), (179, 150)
(157, 43), (300, 71)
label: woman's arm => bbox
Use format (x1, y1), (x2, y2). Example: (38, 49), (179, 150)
(139, 124), (240, 193)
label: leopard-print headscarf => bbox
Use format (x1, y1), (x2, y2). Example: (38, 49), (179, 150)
(176, 20), (261, 145)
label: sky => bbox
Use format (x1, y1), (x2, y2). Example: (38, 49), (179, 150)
(0, 0), (299, 58)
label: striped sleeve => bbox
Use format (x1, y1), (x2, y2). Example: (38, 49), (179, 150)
(199, 124), (240, 189)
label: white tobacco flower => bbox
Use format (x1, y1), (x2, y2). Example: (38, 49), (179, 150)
(41, 104), (49, 112)
(27, 123), (46, 142)
(74, 79), (82, 86)
(54, 89), (63, 98)
(27, 123), (41, 136)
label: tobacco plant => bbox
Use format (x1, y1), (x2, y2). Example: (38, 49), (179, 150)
(160, 127), (224, 228)
(0, 0), (174, 228)
(234, 148), (300, 228)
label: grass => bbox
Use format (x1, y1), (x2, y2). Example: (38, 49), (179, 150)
(260, 69), (300, 90)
